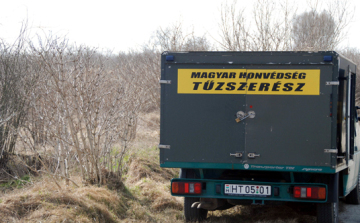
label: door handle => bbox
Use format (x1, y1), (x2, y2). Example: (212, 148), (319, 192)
(235, 111), (256, 123)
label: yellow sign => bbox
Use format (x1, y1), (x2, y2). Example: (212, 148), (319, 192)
(177, 69), (320, 95)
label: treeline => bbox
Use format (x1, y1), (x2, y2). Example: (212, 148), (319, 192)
(0, 0), (359, 185)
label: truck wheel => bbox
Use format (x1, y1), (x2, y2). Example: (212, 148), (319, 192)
(184, 197), (208, 222)
(345, 174), (360, 204)
(317, 201), (339, 223)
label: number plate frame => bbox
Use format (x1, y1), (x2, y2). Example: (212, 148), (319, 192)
(224, 184), (272, 196)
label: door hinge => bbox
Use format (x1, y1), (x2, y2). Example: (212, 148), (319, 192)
(324, 149), (338, 153)
(326, 81), (339, 86)
(248, 152), (260, 159)
(158, 144), (170, 149)
(159, 80), (171, 84)
(230, 152), (243, 158)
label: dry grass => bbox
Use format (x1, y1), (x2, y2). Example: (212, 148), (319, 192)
(0, 111), (317, 222)
(0, 176), (125, 222)
(131, 111), (160, 151)
(123, 126), (183, 222)
(126, 150), (177, 184)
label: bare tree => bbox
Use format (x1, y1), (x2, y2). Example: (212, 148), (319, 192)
(218, 1), (251, 51)
(292, 11), (334, 50)
(252, 0), (295, 51)
(183, 34), (212, 51)
(155, 22), (187, 51)
(339, 48), (360, 104)
(218, 0), (296, 51)
(118, 23), (213, 112)
(218, 0), (352, 51)
(155, 21), (212, 51)
(292, 0), (352, 51)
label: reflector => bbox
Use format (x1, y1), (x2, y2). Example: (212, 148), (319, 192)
(318, 188), (326, 199)
(324, 56), (333, 62)
(172, 182), (179, 194)
(311, 187), (319, 199)
(166, 55), (174, 61)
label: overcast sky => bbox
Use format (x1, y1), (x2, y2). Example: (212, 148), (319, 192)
(0, 0), (359, 52)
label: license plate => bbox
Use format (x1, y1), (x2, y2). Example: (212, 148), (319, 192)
(224, 184), (271, 196)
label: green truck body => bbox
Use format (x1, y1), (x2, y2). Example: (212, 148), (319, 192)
(159, 51), (360, 222)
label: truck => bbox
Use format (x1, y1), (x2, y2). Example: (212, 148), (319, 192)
(159, 51), (360, 223)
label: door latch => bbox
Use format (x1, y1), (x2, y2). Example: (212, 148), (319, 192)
(230, 152), (243, 158)
(235, 111), (256, 123)
(247, 152), (260, 158)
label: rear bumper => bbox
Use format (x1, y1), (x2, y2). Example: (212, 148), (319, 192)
(171, 178), (328, 203)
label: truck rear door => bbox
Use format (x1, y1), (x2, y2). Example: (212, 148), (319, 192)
(160, 67), (246, 164)
(160, 52), (336, 170)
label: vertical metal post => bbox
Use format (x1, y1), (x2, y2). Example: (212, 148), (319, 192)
(347, 70), (351, 164)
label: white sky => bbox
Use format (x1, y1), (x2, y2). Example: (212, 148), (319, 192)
(0, 0), (359, 53)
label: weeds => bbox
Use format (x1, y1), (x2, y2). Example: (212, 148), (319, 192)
(0, 175), (31, 189)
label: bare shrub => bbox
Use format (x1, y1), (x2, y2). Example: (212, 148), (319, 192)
(24, 35), (141, 185)
(0, 28), (40, 168)
(115, 48), (161, 112)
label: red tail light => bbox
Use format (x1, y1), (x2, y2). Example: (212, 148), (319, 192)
(194, 183), (202, 194)
(172, 182), (202, 194)
(294, 186), (301, 198)
(185, 183), (189, 193)
(307, 187), (312, 197)
(293, 186), (326, 200)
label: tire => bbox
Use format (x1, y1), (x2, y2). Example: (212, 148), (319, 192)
(345, 174), (360, 204)
(184, 197), (208, 222)
(317, 201), (339, 223)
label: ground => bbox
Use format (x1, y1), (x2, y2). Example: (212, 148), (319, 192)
(0, 111), (359, 222)
(339, 201), (360, 223)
